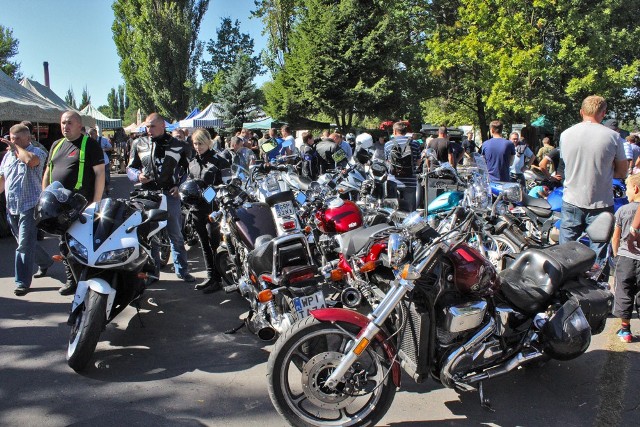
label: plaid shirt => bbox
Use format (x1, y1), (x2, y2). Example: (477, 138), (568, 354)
(0, 144), (47, 215)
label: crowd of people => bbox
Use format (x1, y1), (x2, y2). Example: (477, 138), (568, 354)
(0, 94), (638, 343)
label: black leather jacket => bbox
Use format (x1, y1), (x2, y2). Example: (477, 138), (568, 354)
(127, 133), (190, 191)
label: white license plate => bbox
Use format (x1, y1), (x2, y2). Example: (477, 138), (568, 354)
(293, 290), (325, 318)
(274, 201), (295, 217)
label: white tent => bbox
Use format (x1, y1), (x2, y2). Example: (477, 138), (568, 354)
(20, 78), (96, 128)
(179, 103), (224, 128)
(0, 70), (64, 123)
(79, 103), (123, 129)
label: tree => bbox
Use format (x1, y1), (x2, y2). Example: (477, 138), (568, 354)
(118, 85), (126, 118)
(0, 25), (20, 79)
(97, 105), (113, 117)
(65, 88), (77, 110)
(251, 0), (299, 73)
(218, 53), (260, 131)
(263, 0), (412, 130)
(78, 86), (91, 110)
(112, 0), (209, 120)
(422, 0), (640, 137)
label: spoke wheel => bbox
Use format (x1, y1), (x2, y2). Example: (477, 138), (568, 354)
(484, 235), (519, 271)
(267, 316), (396, 427)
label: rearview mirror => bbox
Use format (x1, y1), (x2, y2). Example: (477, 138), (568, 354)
(147, 209), (169, 222)
(203, 187), (216, 203)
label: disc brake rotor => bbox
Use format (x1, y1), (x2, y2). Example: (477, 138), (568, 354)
(301, 351), (357, 410)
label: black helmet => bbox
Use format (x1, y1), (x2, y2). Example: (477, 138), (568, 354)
(355, 147), (372, 164)
(35, 182), (88, 235)
(179, 179), (206, 207)
(541, 299), (591, 361)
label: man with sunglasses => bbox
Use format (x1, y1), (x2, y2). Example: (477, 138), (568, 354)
(127, 113), (195, 283)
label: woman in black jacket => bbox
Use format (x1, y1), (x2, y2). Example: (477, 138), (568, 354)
(187, 128), (229, 292)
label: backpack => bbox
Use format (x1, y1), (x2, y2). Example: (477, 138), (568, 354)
(389, 141), (414, 177)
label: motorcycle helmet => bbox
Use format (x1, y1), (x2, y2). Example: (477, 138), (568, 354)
(179, 179), (206, 207)
(355, 147), (372, 165)
(541, 299), (591, 361)
(35, 181), (88, 235)
(346, 133), (356, 143)
(355, 132), (373, 149)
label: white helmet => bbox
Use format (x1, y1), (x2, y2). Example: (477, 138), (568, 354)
(355, 132), (373, 149)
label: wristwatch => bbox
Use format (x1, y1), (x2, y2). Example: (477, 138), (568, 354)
(630, 225), (640, 235)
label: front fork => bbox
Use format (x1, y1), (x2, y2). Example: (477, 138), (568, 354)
(324, 277), (414, 389)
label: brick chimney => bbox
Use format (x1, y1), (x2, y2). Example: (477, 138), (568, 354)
(43, 61), (50, 87)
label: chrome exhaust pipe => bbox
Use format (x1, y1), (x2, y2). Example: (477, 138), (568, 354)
(462, 350), (545, 385)
(340, 287), (362, 308)
(246, 312), (277, 341)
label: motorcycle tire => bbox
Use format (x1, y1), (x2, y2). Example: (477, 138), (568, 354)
(158, 229), (171, 267)
(485, 234), (520, 271)
(215, 247), (235, 287)
(267, 316), (396, 427)
(67, 289), (107, 372)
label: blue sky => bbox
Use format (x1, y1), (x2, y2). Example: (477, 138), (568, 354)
(2, 0), (268, 108)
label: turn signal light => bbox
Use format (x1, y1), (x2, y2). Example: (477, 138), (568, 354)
(52, 255), (64, 262)
(353, 337), (370, 356)
(257, 289), (273, 303)
(261, 274), (273, 283)
(359, 261), (377, 273)
(330, 269), (344, 282)
(400, 264), (420, 280)
(304, 225), (312, 234)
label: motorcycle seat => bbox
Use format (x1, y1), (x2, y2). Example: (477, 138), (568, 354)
(522, 194), (552, 218)
(499, 241), (596, 314)
(336, 223), (392, 256)
(289, 174), (312, 191)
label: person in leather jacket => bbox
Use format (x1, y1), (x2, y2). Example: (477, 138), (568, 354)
(127, 113), (195, 282)
(187, 128), (230, 292)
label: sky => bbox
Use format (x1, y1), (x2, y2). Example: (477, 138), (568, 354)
(1, 0), (269, 108)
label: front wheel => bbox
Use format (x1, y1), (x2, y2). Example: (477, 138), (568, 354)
(267, 316), (396, 427)
(67, 289), (107, 372)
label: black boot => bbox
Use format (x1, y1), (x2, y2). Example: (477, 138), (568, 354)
(195, 277), (221, 293)
(59, 261), (77, 296)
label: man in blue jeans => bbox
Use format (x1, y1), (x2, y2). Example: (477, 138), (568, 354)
(127, 113), (194, 282)
(0, 124), (52, 296)
(559, 95), (627, 272)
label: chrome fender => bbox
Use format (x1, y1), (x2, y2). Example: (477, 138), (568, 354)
(71, 278), (117, 320)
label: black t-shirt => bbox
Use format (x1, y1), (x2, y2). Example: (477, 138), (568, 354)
(47, 135), (105, 200)
(546, 148), (561, 175)
(428, 137), (450, 163)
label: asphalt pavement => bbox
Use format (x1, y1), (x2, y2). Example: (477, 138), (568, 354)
(0, 174), (638, 426)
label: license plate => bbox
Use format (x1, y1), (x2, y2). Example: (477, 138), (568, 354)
(274, 201), (295, 217)
(293, 290), (325, 318)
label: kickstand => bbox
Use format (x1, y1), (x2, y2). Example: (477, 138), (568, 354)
(224, 321), (245, 335)
(131, 300), (145, 328)
(479, 381), (494, 412)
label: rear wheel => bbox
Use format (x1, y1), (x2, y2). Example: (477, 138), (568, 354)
(215, 246), (234, 287)
(267, 316), (396, 427)
(67, 289), (107, 372)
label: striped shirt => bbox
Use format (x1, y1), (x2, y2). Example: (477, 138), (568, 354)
(0, 144), (48, 215)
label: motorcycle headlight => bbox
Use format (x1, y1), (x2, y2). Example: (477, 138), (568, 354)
(388, 233), (409, 268)
(96, 247), (135, 265)
(67, 234), (88, 263)
(501, 183), (522, 203)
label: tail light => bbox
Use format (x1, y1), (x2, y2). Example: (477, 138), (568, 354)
(52, 254), (64, 262)
(289, 271), (315, 284)
(281, 220), (296, 230)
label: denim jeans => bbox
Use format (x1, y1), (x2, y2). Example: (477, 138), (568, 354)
(559, 201), (613, 273)
(152, 192), (188, 277)
(7, 207), (53, 288)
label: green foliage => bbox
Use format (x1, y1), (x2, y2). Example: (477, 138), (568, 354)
(0, 25), (20, 79)
(264, 0), (414, 130)
(423, 0), (640, 136)
(79, 86), (91, 111)
(218, 53), (260, 132)
(65, 88), (77, 110)
(97, 105), (113, 118)
(201, 17), (260, 81)
(106, 85), (129, 119)
(251, 0), (299, 73)
(112, 0), (209, 120)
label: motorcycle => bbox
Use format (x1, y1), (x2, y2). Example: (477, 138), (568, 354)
(267, 208), (613, 426)
(209, 175), (325, 341)
(35, 182), (168, 372)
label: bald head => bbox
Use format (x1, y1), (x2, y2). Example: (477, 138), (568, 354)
(61, 110), (83, 140)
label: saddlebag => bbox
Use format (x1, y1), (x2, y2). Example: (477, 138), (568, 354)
(560, 276), (613, 335)
(499, 241), (595, 314)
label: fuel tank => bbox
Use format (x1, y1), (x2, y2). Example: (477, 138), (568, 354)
(447, 243), (500, 297)
(315, 197), (363, 233)
(231, 202), (278, 249)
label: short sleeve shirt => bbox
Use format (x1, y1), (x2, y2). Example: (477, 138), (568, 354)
(47, 136), (105, 200)
(615, 202), (640, 260)
(0, 144), (47, 214)
(480, 137), (516, 182)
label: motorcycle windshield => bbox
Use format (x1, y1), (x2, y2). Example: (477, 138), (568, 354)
(92, 198), (130, 251)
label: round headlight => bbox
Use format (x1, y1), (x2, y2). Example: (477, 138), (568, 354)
(388, 233), (409, 268)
